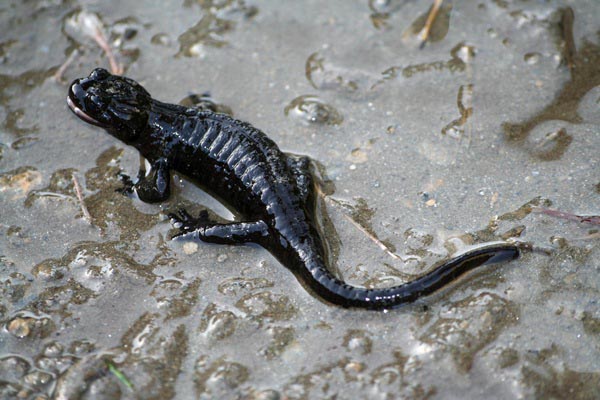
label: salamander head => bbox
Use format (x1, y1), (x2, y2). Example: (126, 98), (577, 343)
(67, 68), (151, 143)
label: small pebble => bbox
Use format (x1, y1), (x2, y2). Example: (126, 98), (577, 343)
(8, 317), (31, 338)
(183, 242), (198, 254)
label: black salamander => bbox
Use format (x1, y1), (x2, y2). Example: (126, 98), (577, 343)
(67, 68), (519, 309)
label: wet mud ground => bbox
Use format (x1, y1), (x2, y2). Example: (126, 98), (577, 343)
(1, 0), (599, 399)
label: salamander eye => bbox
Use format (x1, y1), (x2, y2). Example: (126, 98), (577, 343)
(90, 68), (111, 81)
(89, 95), (105, 109)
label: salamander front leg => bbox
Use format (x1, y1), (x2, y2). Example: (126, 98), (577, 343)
(169, 209), (269, 245)
(125, 157), (171, 203)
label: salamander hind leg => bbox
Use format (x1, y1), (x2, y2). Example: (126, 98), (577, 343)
(169, 209), (269, 245)
(286, 155), (313, 203)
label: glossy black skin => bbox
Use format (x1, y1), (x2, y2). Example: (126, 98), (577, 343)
(67, 68), (519, 309)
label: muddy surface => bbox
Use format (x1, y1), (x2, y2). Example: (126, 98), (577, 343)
(1, 1), (599, 399)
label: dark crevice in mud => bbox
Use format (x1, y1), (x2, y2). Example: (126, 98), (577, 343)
(441, 84), (473, 137)
(419, 292), (519, 373)
(502, 8), (600, 143)
(0, 68), (55, 136)
(81, 146), (162, 241)
(521, 344), (600, 400)
(377, 42), (474, 84)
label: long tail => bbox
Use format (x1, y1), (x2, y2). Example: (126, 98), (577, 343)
(298, 242), (519, 309)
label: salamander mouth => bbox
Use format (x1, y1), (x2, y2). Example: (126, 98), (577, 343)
(66, 95), (99, 125)
(67, 82), (107, 128)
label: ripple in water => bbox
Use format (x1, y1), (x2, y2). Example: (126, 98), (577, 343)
(284, 95), (343, 126)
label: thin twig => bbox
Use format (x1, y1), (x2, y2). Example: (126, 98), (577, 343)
(420, 0), (444, 47)
(106, 360), (134, 390)
(54, 49), (79, 83)
(533, 128), (566, 150)
(315, 185), (418, 262)
(36, 191), (73, 200)
(93, 27), (122, 75)
(570, 232), (600, 241)
(532, 207), (600, 225)
(72, 175), (92, 224)
(342, 213), (402, 260)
